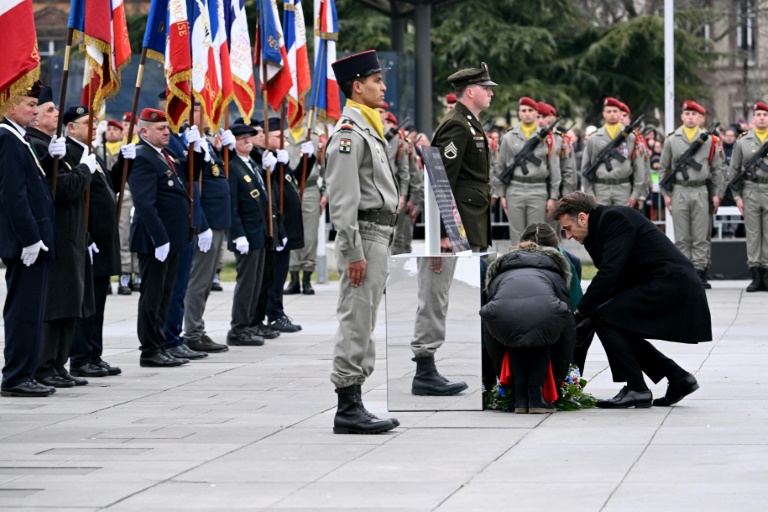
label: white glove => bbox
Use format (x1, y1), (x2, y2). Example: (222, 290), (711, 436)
(80, 152), (97, 174)
(262, 151), (277, 170)
(300, 141), (314, 158)
(88, 242), (99, 264)
(185, 125), (201, 146)
(95, 120), (108, 142)
(200, 140), (211, 162)
(234, 236), (249, 255)
(48, 136), (66, 158)
(276, 149), (289, 164)
(121, 143), (136, 160)
(154, 242), (170, 262)
(197, 228), (213, 253)
(275, 236), (288, 252)
(219, 128), (236, 151)
(21, 240), (48, 267)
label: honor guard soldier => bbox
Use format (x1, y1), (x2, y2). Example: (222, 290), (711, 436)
(118, 111), (140, 294)
(729, 101), (768, 292)
(0, 83), (58, 397)
(581, 98), (647, 208)
(381, 110), (409, 215)
(619, 101), (651, 209)
(659, 100), (725, 289)
(494, 97), (561, 244)
(392, 131), (425, 255)
(538, 102), (576, 196)
(326, 50), (400, 434)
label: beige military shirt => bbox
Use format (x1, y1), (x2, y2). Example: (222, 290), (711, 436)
(386, 130), (410, 197)
(658, 126), (726, 197)
(555, 131), (577, 195)
(285, 129), (322, 183)
(492, 125), (561, 199)
(325, 106), (399, 263)
(581, 126), (648, 200)
(728, 131), (768, 201)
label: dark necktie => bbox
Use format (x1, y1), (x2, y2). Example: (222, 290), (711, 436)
(161, 149), (177, 174)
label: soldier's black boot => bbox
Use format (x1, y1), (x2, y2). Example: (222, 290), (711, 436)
(117, 274), (132, 295)
(527, 387), (555, 414)
(747, 267), (763, 292)
(284, 271), (301, 295)
(302, 271), (315, 295)
(355, 385), (399, 427)
(411, 355), (469, 396)
(697, 269), (711, 289)
(514, 384), (529, 414)
(333, 385), (397, 435)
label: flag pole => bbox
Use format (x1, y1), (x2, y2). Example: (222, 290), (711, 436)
(262, 62), (274, 241)
(188, 84), (195, 240)
(299, 38), (325, 200)
(51, 28), (75, 197)
(84, 70), (96, 231)
(223, 109), (229, 178)
(278, 99), (285, 217)
(116, 47), (146, 225)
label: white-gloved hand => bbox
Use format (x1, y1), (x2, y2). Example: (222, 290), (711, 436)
(121, 142), (136, 160)
(21, 240), (48, 267)
(219, 128), (236, 151)
(95, 120), (108, 142)
(88, 242), (99, 264)
(276, 149), (289, 164)
(200, 140), (211, 162)
(185, 125), (201, 146)
(300, 141), (314, 158)
(80, 152), (98, 174)
(234, 236), (249, 255)
(276, 236), (288, 252)
(48, 136), (66, 158)
(262, 151), (277, 170)
(154, 242), (170, 262)
(197, 228), (213, 253)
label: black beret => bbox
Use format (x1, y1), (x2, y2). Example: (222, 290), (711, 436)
(38, 86), (54, 105)
(233, 117), (262, 128)
(26, 80), (44, 99)
(332, 50), (389, 85)
(63, 105), (89, 125)
(231, 123), (257, 137)
(266, 118), (281, 132)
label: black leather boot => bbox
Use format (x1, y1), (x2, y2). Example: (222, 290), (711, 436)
(302, 271), (315, 295)
(514, 384), (528, 414)
(355, 385), (399, 427)
(697, 269), (711, 289)
(411, 355), (469, 396)
(747, 267), (763, 292)
(333, 385), (397, 434)
(284, 271), (301, 295)
(527, 387), (555, 414)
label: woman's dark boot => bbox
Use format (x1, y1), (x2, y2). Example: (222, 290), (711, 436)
(528, 387), (555, 414)
(284, 271), (301, 295)
(333, 385), (397, 435)
(514, 384), (528, 414)
(747, 267), (763, 292)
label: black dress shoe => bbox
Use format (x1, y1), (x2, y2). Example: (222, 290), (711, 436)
(95, 360), (122, 376)
(131, 274), (142, 292)
(185, 334), (229, 353)
(70, 363), (109, 377)
(60, 372), (88, 386)
(118, 274), (132, 295)
(254, 325), (280, 339)
(1, 381), (56, 397)
(168, 345), (208, 360)
(140, 352), (185, 367)
(211, 272), (223, 291)
(227, 331), (265, 346)
(596, 386), (652, 409)
(37, 375), (76, 388)
(653, 373), (700, 406)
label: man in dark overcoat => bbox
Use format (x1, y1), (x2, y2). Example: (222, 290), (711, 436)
(555, 191), (712, 408)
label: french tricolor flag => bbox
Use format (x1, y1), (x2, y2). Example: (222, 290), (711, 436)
(254, 0), (292, 112)
(284, 0), (310, 134)
(308, 0), (340, 127)
(190, 0), (222, 129)
(224, 0), (255, 123)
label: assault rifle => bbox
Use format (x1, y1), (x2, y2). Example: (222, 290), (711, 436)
(581, 115), (644, 183)
(659, 122), (720, 192)
(730, 139), (768, 192)
(499, 116), (562, 183)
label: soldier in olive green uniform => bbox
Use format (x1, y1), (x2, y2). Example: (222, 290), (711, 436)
(493, 97), (561, 244)
(392, 132), (425, 255)
(729, 101), (768, 292)
(285, 127), (324, 295)
(659, 100), (725, 289)
(581, 97), (647, 208)
(326, 51), (399, 434)
(408, 64), (496, 397)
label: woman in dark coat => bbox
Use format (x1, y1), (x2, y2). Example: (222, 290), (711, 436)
(481, 234), (576, 414)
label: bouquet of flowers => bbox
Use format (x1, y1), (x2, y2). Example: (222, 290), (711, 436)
(482, 382), (516, 412)
(555, 365), (597, 411)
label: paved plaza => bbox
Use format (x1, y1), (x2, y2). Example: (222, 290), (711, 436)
(0, 278), (766, 511)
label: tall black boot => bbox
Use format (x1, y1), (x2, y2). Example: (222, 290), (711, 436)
(747, 267), (763, 292)
(697, 269), (711, 290)
(284, 271), (301, 295)
(356, 385), (399, 427)
(411, 355), (469, 396)
(333, 385), (397, 435)
(514, 384), (528, 414)
(302, 271), (315, 295)
(528, 387), (555, 414)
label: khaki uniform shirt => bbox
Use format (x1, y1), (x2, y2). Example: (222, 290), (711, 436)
(386, 130), (410, 197)
(728, 131), (768, 201)
(581, 126), (648, 200)
(659, 126), (726, 197)
(492, 125), (561, 199)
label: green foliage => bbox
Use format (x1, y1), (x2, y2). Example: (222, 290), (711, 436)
(127, 13), (148, 55)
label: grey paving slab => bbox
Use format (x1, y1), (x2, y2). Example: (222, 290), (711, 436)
(0, 281), (766, 510)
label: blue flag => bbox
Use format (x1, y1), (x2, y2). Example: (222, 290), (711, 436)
(143, 0), (168, 61)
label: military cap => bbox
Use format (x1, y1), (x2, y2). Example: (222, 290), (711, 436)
(447, 63), (497, 88)
(603, 97), (623, 110)
(37, 86), (54, 105)
(380, 100), (389, 111)
(107, 119), (123, 130)
(231, 123), (257, 137)
(233, 117), (263, 128)
(266, 117), (281, 132)
(384, 112), (398, 125)
(139, 108), (166, 122)
(332, 50), (389, 85)
(445, 93), (457, 105)
(519, 97), (538, 110)
(536, 102), (556, 117)
(123, 112), (133, 123)
(62, 105), (89, 125)
(681, 100), (705, 115)
(755, 102), (768, 113)
(25, 80), (44, 99)
(618, 101), (631, 116)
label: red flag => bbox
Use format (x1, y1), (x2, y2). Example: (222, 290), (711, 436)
(0, 0), (40, 116)
(166, 0), (193, 132)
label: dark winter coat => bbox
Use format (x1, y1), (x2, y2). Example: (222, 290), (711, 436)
(580, 205), (712, 343)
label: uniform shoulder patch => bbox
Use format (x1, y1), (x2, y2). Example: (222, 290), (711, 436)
(339, 138), (352, 154)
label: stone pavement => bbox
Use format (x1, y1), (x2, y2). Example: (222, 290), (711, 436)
(0, 279), (766, 511)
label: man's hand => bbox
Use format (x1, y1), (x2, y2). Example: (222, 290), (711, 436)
(628, 196), (637, 209)
(234, 236), (249, 255)
(21, 240), (48, 267)
(712, 195), (721, 215)
(276, 149), (289, 165)
(262, 151), (277, 170)
(637, 199), (645, 211)
(197, 228), (213, 253)
(664, 195), (672, 213)
(320, 195), (328, 213)
(398, 195), (406, 213)
(347, 258), (366, 287)
(300, 141), (314, 158)
(429, 256), (444, 273)
(500, 197), (509, 217)
(121, 143), (136, 160)
(546, 198), (556, 219)
(407, 201), (418, 224)
(440, 236), (452, 252)
(48, 136), (66, 158)
(80, 153), (98, 174)
(88, 242), (99, 264)
(154, 242), (170, 262)
(736, 197), (745, 217)
(219, 128), (236, 151)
